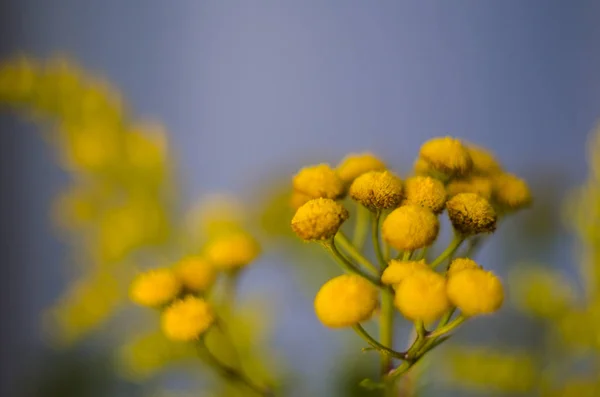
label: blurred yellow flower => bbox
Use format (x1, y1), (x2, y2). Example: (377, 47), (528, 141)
(130, 268), (181, 308)
(161, 296), (215, 341)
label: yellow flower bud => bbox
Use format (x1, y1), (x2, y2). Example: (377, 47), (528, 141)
(293, 164), (344, 200)
(447, 257), (481, 277)
(447, 176), (493, 201)
(419, 137), (472, 176)
(161, 296), (215, 341)
(403, 176), (447, 213)
(291, 198), (349, 241)
(466, 144), (502, 175)
(130, 268), (182, 307)
(447, 268), (504, 316)
(336, 152), (386, 185)
(492, 173), (532, 211)
(349, 171), (403, 211)
(204, 232), (260, 270)
(289, 190), (312, 210)
(395, 270), (450, 322)
(446, 193), (497, 235)
(314, 274), (378, 328)
(381, 259), (430, 286)
(174, 256), (217, 292)
(382, 205), (439, 251)
(413, 157), (431, 176)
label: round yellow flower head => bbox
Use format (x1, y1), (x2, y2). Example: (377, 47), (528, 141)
(291, 198), (349, 240)
(336, 152), (386, 185)
(314, 274), (378, 328)
(413, 157), (432, 176)
(466, 144), (502, 175)
(204, 232), (260, 270)
(419, 137), (472, 176)
(293, 163), (345, 200)
(174, 256), (217, 292)
(446, 193), (497, 235)
(403, 176), (447, 213)
(130, 268), (182, 307)
(289, 190), (312, 210)
(395, 270), (450, 322)
(447, 268), (504, 316)
(447, 258), (481, 277)
(161, 296), (215, 341)
(382, 205), (439, 251)
(349, 171), (403, 211)
(381, 259), (431, 286)
(447, 176), (493, 201)
(492, 173), (532, 211)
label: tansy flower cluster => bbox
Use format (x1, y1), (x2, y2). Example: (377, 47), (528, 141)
(290, 137), (531, 393)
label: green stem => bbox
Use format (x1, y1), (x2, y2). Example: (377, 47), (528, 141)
(353, 323), (405, 359)
(326, 240), (383, 287)
(372, 211), (387, 269)
(335, 232), (379, 274)
(426, 315), (467, 339)
(197, 341), (271, 396)
(353, 203), (370, 250)
(402, 250), (412, 261)
(380, 289), (396, 396)
(429, 234), (464, 269)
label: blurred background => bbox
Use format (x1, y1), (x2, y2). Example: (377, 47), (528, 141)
(1, 1), (600, 396)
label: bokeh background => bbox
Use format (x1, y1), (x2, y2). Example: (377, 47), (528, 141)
(1, 1), (600, 396)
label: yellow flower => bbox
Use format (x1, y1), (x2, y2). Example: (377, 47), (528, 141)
(204, 232), (260, 271)
(413, 157), (432, 176)
(492, 173), (532, 211)
(161, 296), (215, 341)
(130, 268), (182, 307)
(381, 260), (431, 286)
(336, 152), (386, 185)
(314, 274), (378, 328)
(446, 193), (497, 235)
(466, 144), (503, 175)
(349, 170), (403, 211)
(293, 163), (345, 200)
(403, 176), (447, 213)
(447, 268), (504, 316)
(447, 258), (481, 277)
(289, 190), (312, 210)
(419, 136), (472, 176)
(174, 256), (217, 292)
(395, 270), (450, 322)
(447, 176), (493, 201)
(382, 205), (439, 251)
(291, 198), (349, 240)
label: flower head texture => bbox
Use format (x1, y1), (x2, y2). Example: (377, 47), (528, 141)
(403, 176), (447, 213)
(447, 258), (481, 277)
(492, 173), (532, 211)
(349, 171), (403, 211)
(382, 205), (439, 251)
(466, 144), (503, 175)
(419, 137), (472, 176)
(447, 268), (504, 316)
(381, 259), (431, 286)
(291, 198), (349, 240)
(130, 268), (182, 307)
(446, 193), (497, 235)
(336, 152), (386, 185)
(395, 270), (450, 322)
(161, 296), (215, 341)
(174, 256), (217, 292)
(314, 274), (379, 328)
(204, 232), (260, 270)
(447, 176), (493, 201)
(293, 163), (345, 200)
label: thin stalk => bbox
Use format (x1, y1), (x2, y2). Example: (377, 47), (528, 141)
(353, 323), (405, 359)
(326, 240), (383, 287)
(426, 315), (467, 339)
(430, 234), (464, 269)
(353, 203), (370, 250)
(335, 232), (379, 274)
(372, 211), (387, 269)
(380, 289), (396, 396)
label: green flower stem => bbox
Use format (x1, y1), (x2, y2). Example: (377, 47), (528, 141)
(353, 203), (370, 250)
(415, 247), (428, 260)
(430, 234), (464, 269)
(426, 314), (466, 339)
(402, 250), (412, 261)
(353, 323), (406, 360)
(335, 232), (379, 274)
(326, 240), (383, 287)
(380, 289), (396, 397)
(197, 340), (271, 396)
(372, 211), (388, 269)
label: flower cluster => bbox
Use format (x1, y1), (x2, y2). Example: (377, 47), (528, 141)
(289, 138), (531, 392)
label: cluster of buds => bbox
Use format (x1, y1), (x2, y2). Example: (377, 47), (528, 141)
(290, 136), (531, 391)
